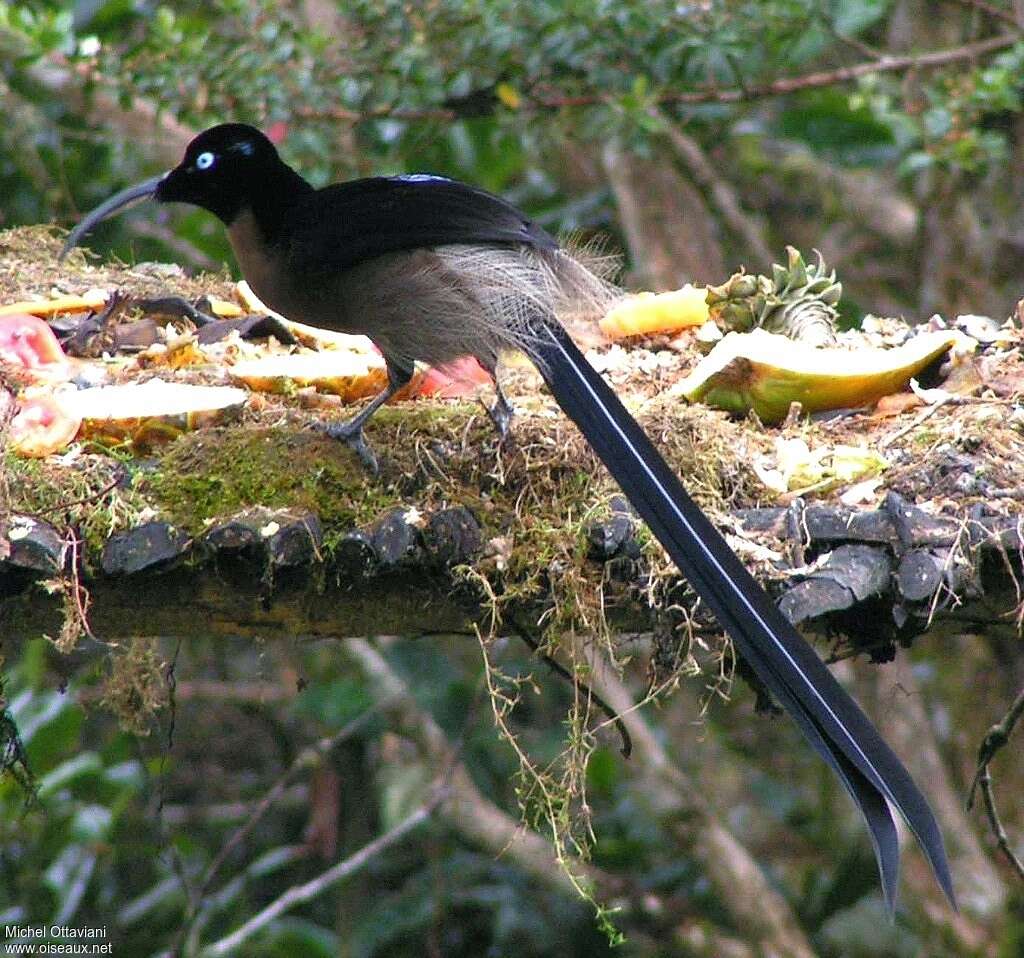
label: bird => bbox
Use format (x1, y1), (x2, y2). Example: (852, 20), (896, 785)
(61, 122), (955, 910)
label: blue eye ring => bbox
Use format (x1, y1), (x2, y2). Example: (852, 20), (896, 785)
(195, 151), (216, 171)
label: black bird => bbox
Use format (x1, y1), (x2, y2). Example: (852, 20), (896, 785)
(62, 123), (955, 910)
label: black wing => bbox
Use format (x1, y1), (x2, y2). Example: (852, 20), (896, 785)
(287, 175), (557, 272)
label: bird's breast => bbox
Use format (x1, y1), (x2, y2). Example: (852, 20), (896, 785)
(226, 210), (302, 318)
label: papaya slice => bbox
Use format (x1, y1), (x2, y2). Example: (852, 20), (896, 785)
(411, 357), (493, 398)
(57, 380), (248, 449)
(674, 328), (959, 423)
(230, 351), (388, 402)
(0, 313), (71, 380)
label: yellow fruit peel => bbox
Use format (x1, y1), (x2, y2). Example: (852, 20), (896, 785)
(1, 288), (110, 317)
(229, 351), (388, 402)
(600, 285), (709, 340)
(674, 328), (959, 423)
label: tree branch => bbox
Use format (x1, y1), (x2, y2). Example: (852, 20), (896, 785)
(301, 34), (1020, 124)
(199, 788), (442, 956)
(968, 685), (1024, 881)
(574, 641), (818, 958)
(28, 59), (194, 168)
(652, 110), (774, 267)
(947, 0), (1023, 29)
(342, 636), (612, 900)
(194, 702), (387, 909)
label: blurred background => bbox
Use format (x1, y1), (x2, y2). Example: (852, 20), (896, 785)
(2, 1), (1023, 956)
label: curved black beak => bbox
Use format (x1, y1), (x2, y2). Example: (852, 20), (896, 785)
(59, 173), (168, 261)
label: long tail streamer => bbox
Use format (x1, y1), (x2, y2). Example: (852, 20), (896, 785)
(528, 317), (955, 910)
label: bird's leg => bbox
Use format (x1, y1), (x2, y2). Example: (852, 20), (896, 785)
(319, 360), (413, 473)
(480, 355), (514, 439)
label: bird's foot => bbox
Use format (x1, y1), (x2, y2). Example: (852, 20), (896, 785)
(486, 393), (514, 440)
(319, 420), (380, 475)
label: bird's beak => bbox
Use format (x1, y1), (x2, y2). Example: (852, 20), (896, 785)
(59, 172), (168, 261)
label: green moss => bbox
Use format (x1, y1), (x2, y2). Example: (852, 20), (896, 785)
(144, 425), (397, 535)
(3, 451), (151, 558)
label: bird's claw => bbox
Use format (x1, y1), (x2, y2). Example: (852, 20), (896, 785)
(485, 388), (514, 440)
(319, 421), (380, 475)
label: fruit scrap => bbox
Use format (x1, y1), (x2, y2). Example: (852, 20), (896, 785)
(0, 323), (61, 370)
(208, 298), (243, 318)
(0, 288), (109, 317)
(229, 352), (388, 402)
(706, 247), (841, 346)
(599, 285), (709, 340)
(411, 357), (493, 398)
(56, 380), (248, 451)
(8, 396), (82, 458)
(753, 437), (888, 496)
(0, 313), (71, 376)
(673, 328), (959, 424)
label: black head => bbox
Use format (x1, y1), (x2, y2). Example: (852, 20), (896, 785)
(156, 123), (283, 224)
(60, 122), (312, 260)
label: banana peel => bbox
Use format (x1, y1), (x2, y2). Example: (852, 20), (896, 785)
(673, 328), (960, 423)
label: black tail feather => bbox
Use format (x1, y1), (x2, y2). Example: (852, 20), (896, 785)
(527, 318), (955, 909)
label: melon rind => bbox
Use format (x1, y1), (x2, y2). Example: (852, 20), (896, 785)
(675, 328), (959, 423)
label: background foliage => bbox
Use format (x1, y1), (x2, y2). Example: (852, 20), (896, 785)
(2, 1), (1024, 956)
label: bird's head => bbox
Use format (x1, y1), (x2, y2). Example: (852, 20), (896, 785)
(156, 124), (280, 221)
(60, 123), (293, 260)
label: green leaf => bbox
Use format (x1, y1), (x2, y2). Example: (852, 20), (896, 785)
(899, 150), (933, 177)
(44, 844), (97, 925)
(253, 918), (338, 958)
(36, 752), (103, 798)
(832, 0), (890, 36)
(585, 747), (620, 796)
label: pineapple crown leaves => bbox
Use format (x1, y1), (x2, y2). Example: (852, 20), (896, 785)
(706, 246), (842, 345)
(771, 247), (842, 306)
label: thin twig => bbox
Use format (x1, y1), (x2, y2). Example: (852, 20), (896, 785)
(40, 476), (120, 517)
(880, 396), (954, 448)
(200, 786), (444, 956)
(63, 529), (95, 642)
(194, 702), (388, 905)
(345, 637), (606, 899)
(967, 686), (1024, 880)
(301, 34), (1019, 123)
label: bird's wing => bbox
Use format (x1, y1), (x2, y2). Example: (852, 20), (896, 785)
(288, 175), (557, 273)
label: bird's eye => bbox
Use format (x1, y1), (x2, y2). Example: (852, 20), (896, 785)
(195, 151), (216, 171)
